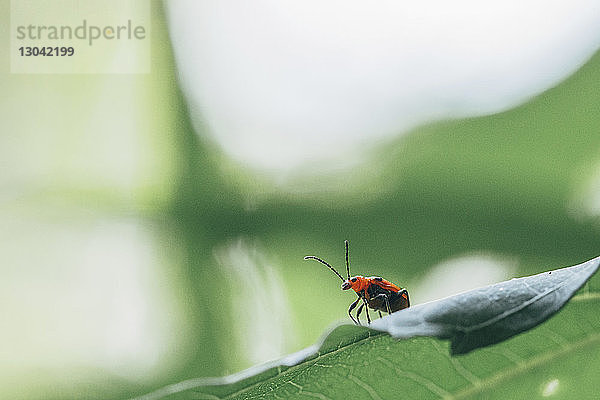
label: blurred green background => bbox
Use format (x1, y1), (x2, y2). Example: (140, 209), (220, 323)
(1, 1), (600, 399)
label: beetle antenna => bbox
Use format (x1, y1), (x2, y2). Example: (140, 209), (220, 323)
(304, 255), (345, 282)
(345, 240), (350, 279)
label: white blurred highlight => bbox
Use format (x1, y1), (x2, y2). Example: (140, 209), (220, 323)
(413, 253), (518, 303)
(216, 240), (296, 365)
(0, 216), (181, 380)
(542, 378), (560, 397)
(569, 162), (600, 220)
(166, 0), (600, 173)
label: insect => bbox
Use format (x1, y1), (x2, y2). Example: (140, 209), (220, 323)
(304, 240), (410, 325)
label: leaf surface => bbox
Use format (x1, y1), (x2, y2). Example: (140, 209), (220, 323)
(134, 256), (600, 400)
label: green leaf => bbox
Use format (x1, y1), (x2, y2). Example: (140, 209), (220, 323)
(370, 255), (600, 354)
(134, 257), (600, 400)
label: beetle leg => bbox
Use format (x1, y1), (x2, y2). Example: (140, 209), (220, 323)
(378, 310), (382, 318)
(384, 295), (391, 314)
(362, 298), (371, 324)
(356, 303), (365, 326)
(371, 293), (392, 314)
(399, 289), (410, 307)
(348, 297), (360, 325)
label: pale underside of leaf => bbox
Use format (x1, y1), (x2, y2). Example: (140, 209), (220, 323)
(370, 255), (600, 354)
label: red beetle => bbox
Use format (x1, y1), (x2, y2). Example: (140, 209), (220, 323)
(305, 240), (410, 325)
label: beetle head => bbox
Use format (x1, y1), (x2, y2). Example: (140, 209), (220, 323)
(342, 276), (365, 292)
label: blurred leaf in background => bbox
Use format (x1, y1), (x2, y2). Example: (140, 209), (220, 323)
(1, 1), (188, 398)
(1, 1), (600, 399)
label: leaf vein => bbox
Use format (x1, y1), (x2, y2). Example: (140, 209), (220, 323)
(450, 330), (600, 399)
(377, 356), (449, 399)
(348, 375), (383, 400)
(462, 272), (577, 333)
(219, 332), (384, 399)
(431, 340), (480, 386)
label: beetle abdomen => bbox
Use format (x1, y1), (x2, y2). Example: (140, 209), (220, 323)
(365, 285), (410, 313)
